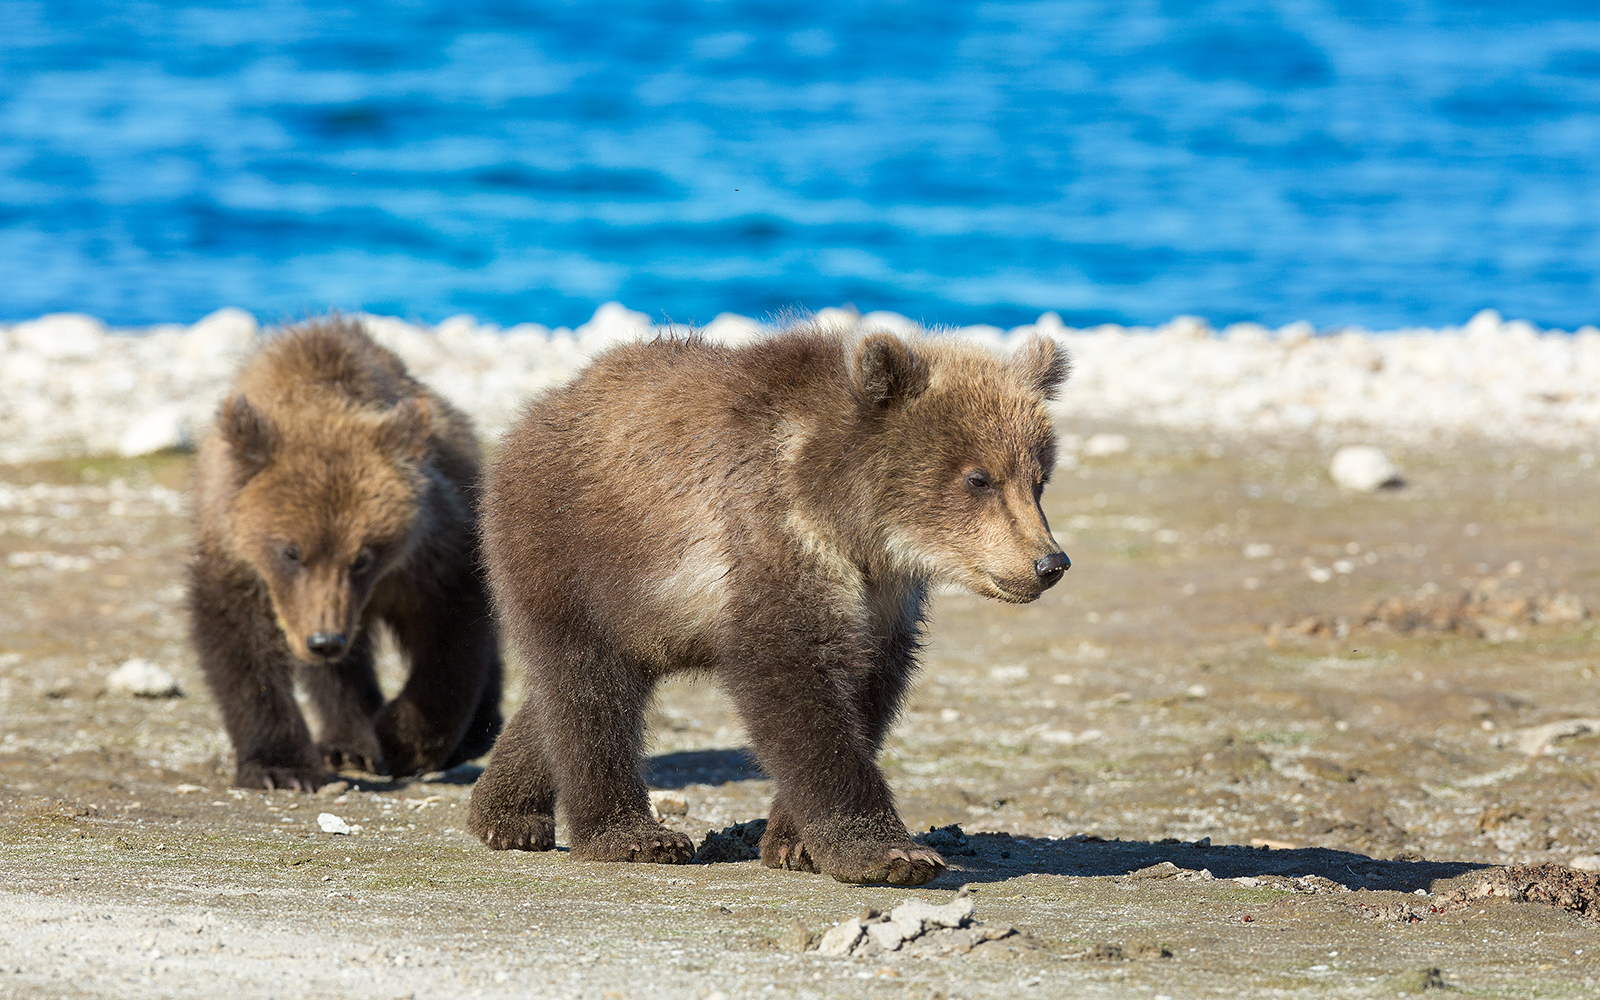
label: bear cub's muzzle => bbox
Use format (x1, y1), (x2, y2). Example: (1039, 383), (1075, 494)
(1035, 551), (1070, 588)
(304, 631), (350, 660)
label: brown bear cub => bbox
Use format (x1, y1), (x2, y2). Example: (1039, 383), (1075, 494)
(469, 323), (1070, 885)
(189, 318), (503, 791)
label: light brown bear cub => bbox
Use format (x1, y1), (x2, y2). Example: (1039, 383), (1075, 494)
(469, 323), (1070, 885)
(189, 318), (502, 791)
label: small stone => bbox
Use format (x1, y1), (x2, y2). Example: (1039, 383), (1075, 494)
(866, 922), (906, 952)
(106, 658), (182, 698)
(316, 781), (350, 798)
(648, 790), (688, 817)
(1083, 433), (1130, 457)
(816, 919), (866, 957)
(117, 407), (191, 457)
(887, 896), (975, 939)
(317, 813), (354, 835)
(1329, 446), (1403, 491)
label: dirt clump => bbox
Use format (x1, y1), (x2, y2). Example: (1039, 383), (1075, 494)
(1445, 863), (1600, 921)
(693, 818), (767, 862)
(1278, 572), (1588, 641)
(812, 896), (1034, 960)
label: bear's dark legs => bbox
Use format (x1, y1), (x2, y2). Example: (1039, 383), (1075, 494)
(761, 638), (920, 877)
(189, 554), (325, 791)
(469, 635), (692, 863)
(443, 658), (503, 768)
(724, 613), (943, 886)
(468, 697), (557, 851)
(296, 630), (385, 773)
(539, 644), (693, 864)
(377, 570), (502, 776)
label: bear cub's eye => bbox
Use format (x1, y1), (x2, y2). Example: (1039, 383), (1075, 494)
(964, 469), (995, 493)
(281, 544), (301, 565)
(350, 548), (375, 575)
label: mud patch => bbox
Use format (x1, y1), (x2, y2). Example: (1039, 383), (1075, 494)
(1276, 573), (1588, 641)
(1445, 863), (1600, 921)
(692, 818), (767, 863)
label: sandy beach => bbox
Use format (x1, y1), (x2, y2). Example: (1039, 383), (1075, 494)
(2, 311), (1599, 997)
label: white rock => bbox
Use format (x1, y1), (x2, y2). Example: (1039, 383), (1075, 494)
(815, 919), (866, 957)
(701, 312), (766, 346)
(888, 896), (974, 939)
(117, 407), (192, 457)
(317, 813), (354, 835)
(184, 307), (259, 364)
(1083, 433), (1130, 457)
(648, 790), (688, 817)
(107, 658), (182, 698)
(11, 313), (105, 360)
(865, 921), (906, 951)
(1329, 446), (1402, 491)
(859, 311), (919, 337)
(1570, 855), (1600, 872)
(1505, 718), (1600, 756)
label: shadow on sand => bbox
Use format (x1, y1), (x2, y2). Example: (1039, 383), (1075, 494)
(647, 748), (767, 789)
(931, 831), (1491, 893)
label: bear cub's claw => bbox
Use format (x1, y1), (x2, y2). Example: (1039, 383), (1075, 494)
(317, 739), (386, 776)
(758, 812), (820, 873)
(235, 762), (327, 793)
(468, 808), (556, 852)
(827, 842), (947, 886)
(570, 825), (696, 865)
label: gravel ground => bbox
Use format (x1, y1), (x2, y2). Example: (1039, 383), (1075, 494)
(3, 426), (1599, 998)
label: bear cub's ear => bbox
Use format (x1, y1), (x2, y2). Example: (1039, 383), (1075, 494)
(1012, 336), (1072, 401)
(854, 333), (931, 409)
(375, 397), (433, 461)
(220, 394), (276, 477)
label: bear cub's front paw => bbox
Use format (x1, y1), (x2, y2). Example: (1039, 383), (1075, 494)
(570, 822), (695, 865)
(374, 701), (448, 777)
(468, 802), (556, 852)
(759, 808), (819, 872)
(317, 738), (386, 776)
(821, 839), (947, 886)
(235, 760), (327, 792)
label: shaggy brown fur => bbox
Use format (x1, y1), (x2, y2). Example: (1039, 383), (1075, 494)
(469, 323), (1070, 885)
(189, 318), (502, 791)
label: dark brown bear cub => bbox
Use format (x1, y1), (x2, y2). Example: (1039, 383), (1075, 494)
(189, 318), (502, 791)
(469, 323), (1070, 885)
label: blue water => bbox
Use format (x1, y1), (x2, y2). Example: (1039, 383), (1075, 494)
(2, 1), (1598, 330)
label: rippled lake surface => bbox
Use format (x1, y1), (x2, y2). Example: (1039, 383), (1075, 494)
(2, 1), (1597, 329)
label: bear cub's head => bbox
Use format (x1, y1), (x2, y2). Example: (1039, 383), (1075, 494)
(219, 392), (432, 663)
(851, 332), (1071, 604)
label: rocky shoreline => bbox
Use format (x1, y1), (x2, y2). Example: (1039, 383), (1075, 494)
(3, 305), (1597, 465)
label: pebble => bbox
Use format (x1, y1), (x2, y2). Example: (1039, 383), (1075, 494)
(816, 919), (866, 957)
(4, 306), (1599, 463)
(106, 658), (182, 698)
(317, 813), (354, 835)
(648, 790), (688, 817)
(1329, 446), (1403, 491)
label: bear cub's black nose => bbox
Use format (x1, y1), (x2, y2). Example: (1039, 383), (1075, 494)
(1034, 552), (1070, 587)
(306, 632), (348, 658)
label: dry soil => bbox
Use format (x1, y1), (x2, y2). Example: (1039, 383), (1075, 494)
(2, 425), (1598, 998)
